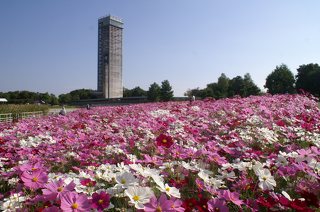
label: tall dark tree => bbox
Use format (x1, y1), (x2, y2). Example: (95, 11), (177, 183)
(160, 80), (174, 101)
(216, 73), (230, 98)
(265, 64), (295, 94)
(147, 82), (161, 102)
(228, 76), (245, 97)
(242, 73), (261, 96)
(296, 63), (320, 97)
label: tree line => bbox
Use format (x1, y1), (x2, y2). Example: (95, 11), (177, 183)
(1, 63), (319, 104)
(185, 73), (261, 99)
(124, 80), (174, 102)
(186, 63), (320, 99)
(265, 63), (320, 97)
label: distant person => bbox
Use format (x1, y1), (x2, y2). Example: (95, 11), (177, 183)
(86, 104), (91, 110)
(59, 106), (66, 115)
(192, 95), (196, 101)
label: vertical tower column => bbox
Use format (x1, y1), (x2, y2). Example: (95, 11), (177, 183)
(97, 15), (123, 98)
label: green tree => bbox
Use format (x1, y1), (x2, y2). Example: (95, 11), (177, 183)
(242, 73), (261, 96)
(49, 94), (59, 105)
(147, 82), (161, 102)
(216, 73), (230, 98)
(265, 64), (295, 94)
(296, 63), (320, 97)
(131, 86), (147, 97)
(123, 88), (132, 97)
(160, 80), (174, 101)
(58, 94), (72, 104)
(228, 76), (244, 97)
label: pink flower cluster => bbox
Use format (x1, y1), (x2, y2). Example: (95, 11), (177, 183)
(0, 94), (319, 211)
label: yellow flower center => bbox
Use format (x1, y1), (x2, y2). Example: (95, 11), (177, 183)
(162, 139), (167, 143)
(57, 187), (63, 192)
(156, 206), (162, 212)
(98, 199), (104, 204)
(215, 207), (220, 211)
(71, 203), (78, 209)
(133, 195), (140, 201)
(121, 179), (126, 184)
(165, 187), (170, 192)
(262, 176), (267, 181)
(32, 177), (38, 182)
(31, 167), (37, 171)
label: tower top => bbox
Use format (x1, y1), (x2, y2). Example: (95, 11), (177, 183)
(98, 15), (123, 28)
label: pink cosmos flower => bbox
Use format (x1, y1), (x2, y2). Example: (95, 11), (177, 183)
(19, 161), (44, 173)
(207, 198), (229, 212)
(21, 170), (48, 189)
(91, 191), (110, 211)
(170, 197), (185, 212)
(144, 194), (174, 212)
(42, 179), (75, 200)
(60, 192), (91, 212)
(219, 190), (243, 207)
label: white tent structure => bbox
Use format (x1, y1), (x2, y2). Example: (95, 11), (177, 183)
(0, 98), (8, 103)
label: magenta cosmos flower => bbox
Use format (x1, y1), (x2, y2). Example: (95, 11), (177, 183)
(207, 198), (229, 212)
(144, 194), (174, 212)
(156, 134), (174, 148)
(21, 170), (48, 189)
(42, 179), (76, 200)
(91, 191), (110, 211)
(219, 190), (243, 207)
(60, 192), (91, 212)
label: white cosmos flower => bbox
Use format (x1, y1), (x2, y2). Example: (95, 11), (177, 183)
(252, 161), (265, 175)
(157, 182), (181, 198)
(180, 161), (198, 171)
(125, 186), (154, 209)
(115, 171), (138, 188)
(257, 168), (276, 190)
(275, 155), (288, 167)
(198, 171), (224, 189)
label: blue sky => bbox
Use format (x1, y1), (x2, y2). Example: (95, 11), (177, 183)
(0, 0), (320, 97)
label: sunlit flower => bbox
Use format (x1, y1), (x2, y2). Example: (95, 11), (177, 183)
(115, 171), (138, 188)
(60, 192), (91, 212)
(42, 179), (75, 200)
(125, 186), (154, 209)
(257, 169), (276, 190)
(144, 194), (174, 212)
(21, 170), (48, 189)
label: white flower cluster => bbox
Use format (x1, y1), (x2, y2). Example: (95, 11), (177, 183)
(0, 193), (26, 212)
(19, 134), (56, 148)
(149, 109), (173, 118)
(239, 126), (278, 145)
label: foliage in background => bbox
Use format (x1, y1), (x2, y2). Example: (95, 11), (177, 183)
(296, 63), (320, 97)
(58, 89), (99, 104)
(185, 73), (261, 99)
(0, 104), (49, 115)
(265, 64), (295, 94)
(123, 87), (147, 98)
(147, 82), (161, 102)
(0, 91), (58, 105)
(160, 80), (174, 101)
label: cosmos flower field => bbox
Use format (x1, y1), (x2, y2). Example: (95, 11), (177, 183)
(0, 94), (319, 211)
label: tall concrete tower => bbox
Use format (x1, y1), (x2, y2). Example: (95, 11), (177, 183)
(97, 15), (123, 98)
